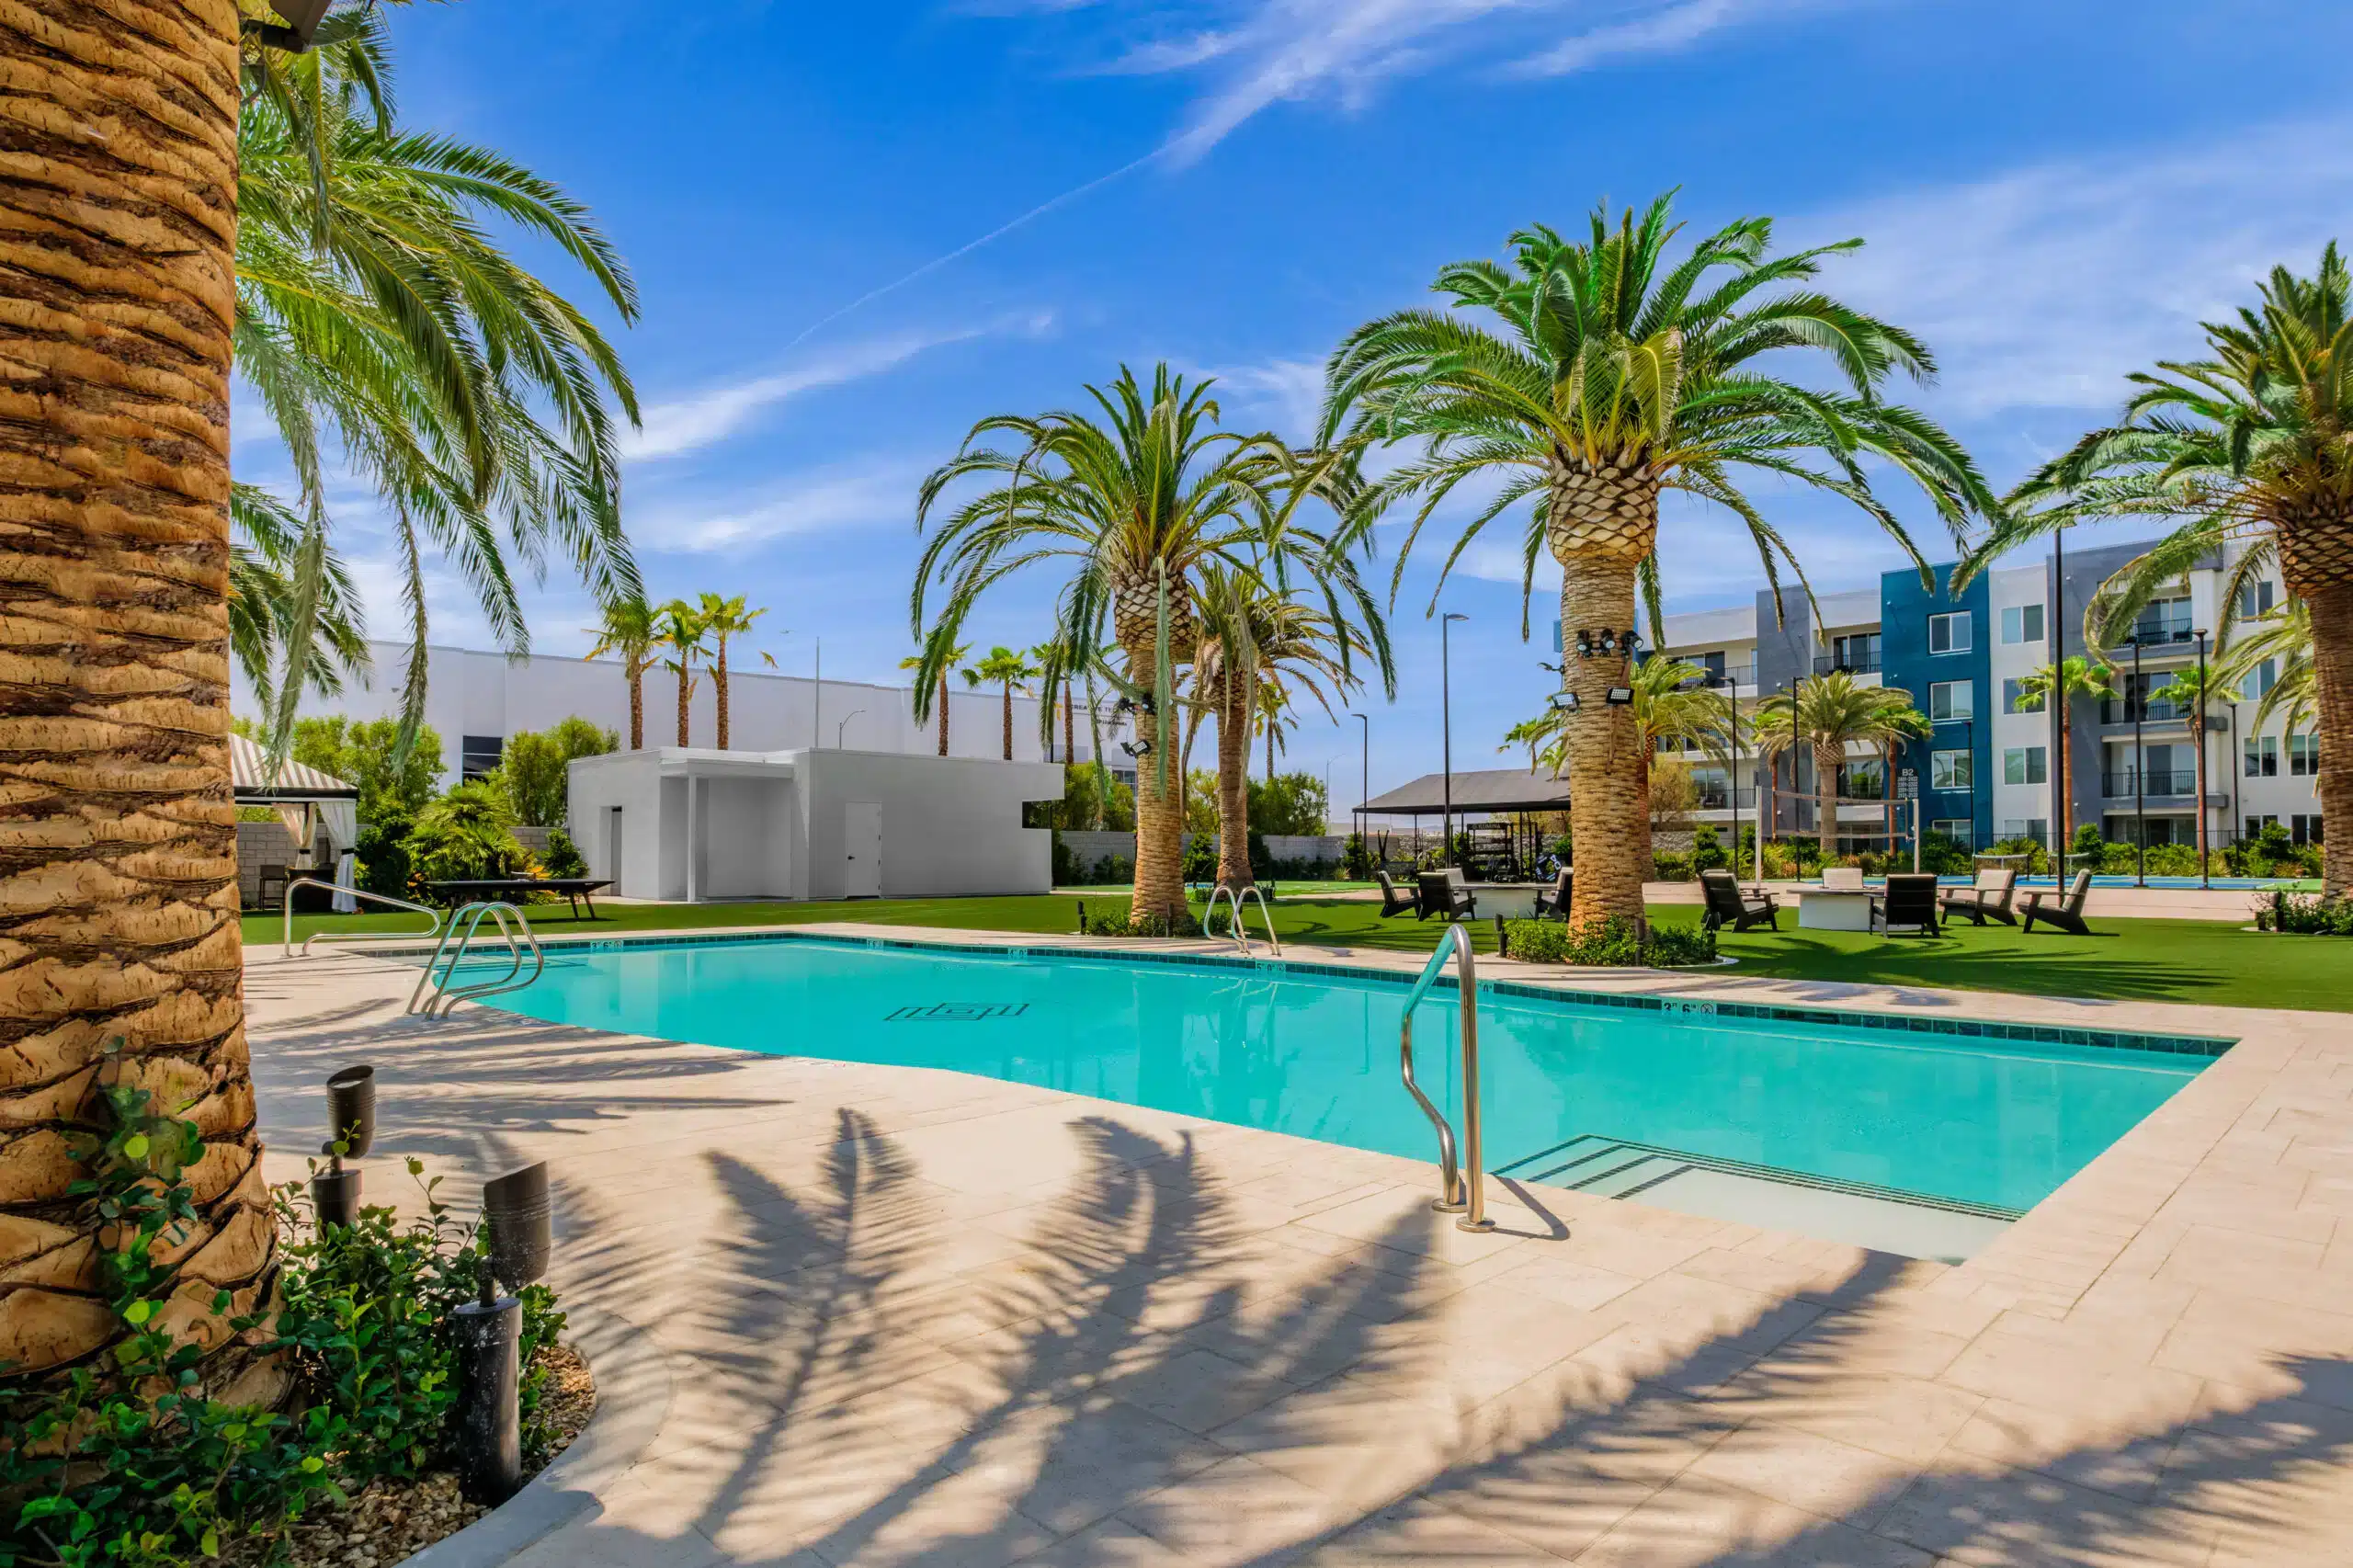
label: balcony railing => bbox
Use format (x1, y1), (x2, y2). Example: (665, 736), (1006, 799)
(1814, 653), (1882, 676)
(1680, 665), (1756, 689)
(2104, 768), (2199, 798)
(2121, 623), (2194, 649)
(1691, 787), (1758, 811)
(2101, 697), (2186, 724)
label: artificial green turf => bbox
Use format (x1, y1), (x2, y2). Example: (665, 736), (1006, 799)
(252, 891), (2352, 1015)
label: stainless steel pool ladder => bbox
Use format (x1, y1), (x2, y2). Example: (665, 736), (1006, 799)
(406, 902), (545, 1017)
(281, 880), (441, 958)
(1400, 923), (1493, 1233)
(1201, 882), (1281, 957)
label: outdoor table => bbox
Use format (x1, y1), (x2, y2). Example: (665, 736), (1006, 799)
(427, 878), (611, 919)
(1467, 882), (1556, 920)
(1796, 888), (1875, 932)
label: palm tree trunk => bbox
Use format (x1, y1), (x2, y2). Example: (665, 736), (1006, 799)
(2302, 578), (2353, 896)
(936, 673), (949, 756)
(714, 640), (732, 749)
(1000, 684), (1013, 761)
(1557, 551), (1649, 926)
(628, 666), (645, 750)
(1814, 743), (1840, 858)
(676, 668), (691, 746)
(0, 0), (279, 1402)
(1125, 638), (1186, 926)
(1637, 747), (1654, 869)
(1063, 689), (1075, 770)
(1215, 669), (1253, 890)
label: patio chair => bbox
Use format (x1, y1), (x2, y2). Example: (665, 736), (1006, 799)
(254, 862), (290, 912)
(1531, 868), (1574, 920)
(1416, 869), (1479, 923)
(1375, 869), (1419, 919)
(1941, 868), (2019, 927)
(2022, 869), (2097, 935)
(1699, 869), (1778, 933)
(1870, 872), (1943, 937)
(1821, 866), (1867, 892)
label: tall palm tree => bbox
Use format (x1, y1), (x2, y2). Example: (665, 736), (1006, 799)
(1962, 248), (2353, 893)
(1032, 639), (1083, 768)
(234, 16), (642, 756)
(1754, 675), (1931, 858)
(2222, 597), (2317, 737)
(586, 597), (663, 750)
(658, 599), (709, 747)
(697, 593), (775, 750)
(963, 646), (1041, 761)
(0, 0), (280, 1400)
(2018, 655), (2116, 861)
(2148, 665), (2235, 870)
(902, 634), (971, 756)
(1322, 194), (1996, 925)
(914, 365), (1324, 925)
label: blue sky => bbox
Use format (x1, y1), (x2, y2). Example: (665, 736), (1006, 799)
(246, 0), (2353, 805)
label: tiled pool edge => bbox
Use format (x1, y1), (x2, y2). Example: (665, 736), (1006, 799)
(351, 922), (2237, 1062)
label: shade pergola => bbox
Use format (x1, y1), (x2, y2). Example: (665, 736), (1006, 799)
(233, 734), (361, 909)
(1359, 767), (1573, 816)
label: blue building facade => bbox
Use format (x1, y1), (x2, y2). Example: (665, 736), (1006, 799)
(1879, 562), (1994, 850)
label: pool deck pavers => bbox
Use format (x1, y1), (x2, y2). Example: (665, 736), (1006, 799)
(246, 926), (2353, 1567)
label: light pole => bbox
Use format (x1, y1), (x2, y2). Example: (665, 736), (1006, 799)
(1350, 711), (1370, 850)
(836, 709), (866, 749)
(2130, 642), (2145, 886)
(1441, 612), (1467, 868)
(2196, 627), (2211, 890)
(1722, 672), (1741, 881)
(2052, 525), (2067, 883)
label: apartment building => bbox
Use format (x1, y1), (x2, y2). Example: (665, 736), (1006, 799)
(1643, 540), (2321, 852)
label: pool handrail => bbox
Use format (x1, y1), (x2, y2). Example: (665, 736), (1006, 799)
(282, 879), (440, 959)
(406, 901), (543, 1017)
(1399, 923), (1493, 1232)
(1202, 882), (1282, 957)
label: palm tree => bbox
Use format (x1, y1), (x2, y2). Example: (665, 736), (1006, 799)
(2148, 665), (2236, 871)
(1962, 248), (2353, 893)
(696, 593), (775, 750)
(1322, 194), (1996, 925)
(1032, 640), (1083, 768)
(586, 597), (664, 750)
(658, 599), (709, 747)
(963, 647), (1041, 761)
(1754, 675), (1931, 858)
(1501, 713), (1568, 777)
(2018, 655), (2117, 862)
(914, 365), (1324, 925)
(902, 633), (971, 756)
(0, 0), (278, 1399)
(2222, 597), (2317, 737)
(234, 17), (642, 756)
(1628, 656), (1735, 860)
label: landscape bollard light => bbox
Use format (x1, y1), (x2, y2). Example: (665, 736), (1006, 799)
(452, 1162), (552, 1507)
(310, 1064), (376, 1227)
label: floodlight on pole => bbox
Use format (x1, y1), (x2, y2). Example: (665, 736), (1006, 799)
(244, 0), (332, 51)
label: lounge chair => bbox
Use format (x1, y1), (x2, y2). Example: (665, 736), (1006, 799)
(2022, 869), (2097, 935)
(1870, 872), (1942, 937)
(1416, 869), (1479, 923)
(1531, 868), (1574, 920)
(1699, 869), (1778, 933)
(1375, 869), (1418, 919)
(1822, 866), (1867, 892)
(1941, 868), (2019, 927)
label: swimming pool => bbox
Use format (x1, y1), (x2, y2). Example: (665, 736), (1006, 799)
(434, 933), (2222, 1226)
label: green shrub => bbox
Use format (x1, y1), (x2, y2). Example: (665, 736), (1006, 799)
(1688, 825), (1727, 873)
(541, 826), (588, 880)
(405, 781), (527, 891)
(1651, 850), (1693, 881)
(1986, 835), (2048, 874)
(1918, 831), (1976, 876)
(1645, 923), (1720, 966)
(1502, 916), (1716, 968)
(493, 717), (617, 827)
(1245, 771), (1329, 835)
(1182, 836), (1216, 883)
(2258, 892), (2353, 935)
(1075, 903), (1199, 937)
(1339, 832), (1375, 880)
(357, 811), (415, 899)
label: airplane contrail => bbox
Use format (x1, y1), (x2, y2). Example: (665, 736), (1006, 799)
(779, 148), (1166, 354)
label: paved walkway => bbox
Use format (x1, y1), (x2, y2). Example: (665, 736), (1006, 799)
(246, 933), (2353, 1567)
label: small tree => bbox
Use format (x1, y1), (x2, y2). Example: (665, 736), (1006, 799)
(495, 717), (619, 826)
(246, 715), (445, 824)
(586, 599), (663, 750)
(406, 781), (527, 890)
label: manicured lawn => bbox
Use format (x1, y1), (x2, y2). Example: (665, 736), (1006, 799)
(252, 892), (2353, 1015)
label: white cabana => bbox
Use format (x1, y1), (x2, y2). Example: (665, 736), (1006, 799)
(232, 734), (361, 911)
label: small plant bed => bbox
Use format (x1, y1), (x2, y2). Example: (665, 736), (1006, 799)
(1501, 915), (1720, 969)
(2256, 892), (2353, 935)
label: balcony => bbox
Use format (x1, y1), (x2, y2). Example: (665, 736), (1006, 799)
(2120, 623), (2195, 650)
(2100, 697), (2186, 725)
(1679, 665), (1756, 689)
(1814, 653), (1881, 676)
(1691, 787), (1758, 812)
(2104, 768), (2199, 799)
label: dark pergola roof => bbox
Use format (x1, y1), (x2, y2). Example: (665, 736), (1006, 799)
(1359, 767), (1572, 815)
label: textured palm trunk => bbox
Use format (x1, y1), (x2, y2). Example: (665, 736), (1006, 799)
(1123, 640), (1186, 926)
(2294, 574), (2353, 896)
(1636, 747), (1654, 868)
(1549, 456), (1657, 927)
(714, 642), (732, 750)
(627, 668), (644, 750)
(0, 0), (278, 1402)
(676, 668), (691, 746)
(1062, 689), (1074, 771)
(1814, 743), (1841, 858)
(1214, 666), (1253, 890)
(999, 684), (1013, 761)
(936, 674), (949, 756)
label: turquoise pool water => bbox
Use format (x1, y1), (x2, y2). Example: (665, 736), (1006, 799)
(449, 937), (2217, 1216)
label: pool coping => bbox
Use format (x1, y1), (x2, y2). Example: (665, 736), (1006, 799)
(352, 921), (2237, 1062)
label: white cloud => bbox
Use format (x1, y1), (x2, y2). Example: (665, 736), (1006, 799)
(1813, 116), (2353, 419)
(1207, 357), (1326, 439)
(1514, 0), (1814, 75)
(620, 313), (1051, 462)
(630, 460), (924, 555)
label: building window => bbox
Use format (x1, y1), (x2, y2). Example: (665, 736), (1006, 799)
(2239, 658), (2279, 700)
(1930, 749), (1972, 790)
(2000, 604), (2044, 644)
(1839, 758), (1885, 799)
(2245, 734), (2279, 778)
(2239, 579), (2277, 619)
(2290, 733), (2320, 777)
(1828, 632), (1881, 675)
(1927, 680), (1973, 722)
(2247, 813), (2278, 834)
(2003, 746), (2048, 786)
(1929, 818), (1974, 845)
(2002, 677), (2043, 715)
(2000, 818), (2049, 846)
(2292, 812), (2325, 846)
(460, 734), (505, 780)
(2131, 597), (2193, 646)
(1927, 612), (1972, 654)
